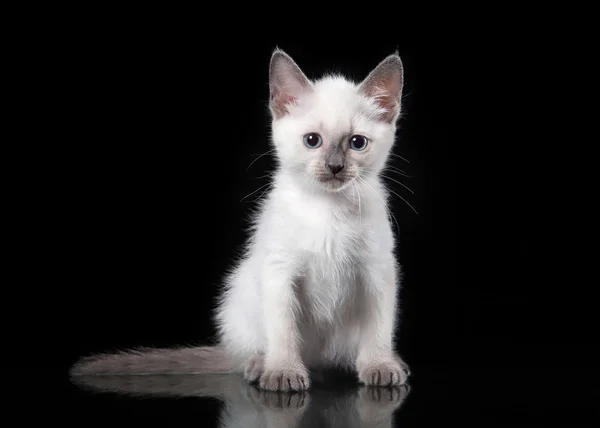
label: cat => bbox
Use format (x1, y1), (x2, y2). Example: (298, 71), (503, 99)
(71, 373), (410, 428)
(70, 48), (411, 392)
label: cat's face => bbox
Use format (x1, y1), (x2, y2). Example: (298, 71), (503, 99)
(269, 50), (403, 192)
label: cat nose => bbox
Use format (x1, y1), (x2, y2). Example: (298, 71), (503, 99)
(327, 164), (344, 175)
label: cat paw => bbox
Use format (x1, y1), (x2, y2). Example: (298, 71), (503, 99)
(358, 360), (408, 387)
(396, 355), (411, 377)
(259, 368), (310, 391)
(244, 353), (265, 383)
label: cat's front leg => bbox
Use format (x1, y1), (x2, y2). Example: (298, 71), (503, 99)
(258, 255), (309, 392)
(356, 263), (409, 387)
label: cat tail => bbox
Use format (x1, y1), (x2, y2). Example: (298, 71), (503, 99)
(69, 371), (253, 399)
(69, 345), (239, 376)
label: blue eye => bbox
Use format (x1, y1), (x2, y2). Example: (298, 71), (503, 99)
(349, 135), (368, 151)
(303, 133), (323, 149)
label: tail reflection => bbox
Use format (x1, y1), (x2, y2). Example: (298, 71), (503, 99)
(71, 373), (410, 427)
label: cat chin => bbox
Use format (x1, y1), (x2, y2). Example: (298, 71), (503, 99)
(316, 177), (354, 193)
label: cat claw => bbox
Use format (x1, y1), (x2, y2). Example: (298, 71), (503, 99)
(358, 361), (408, 387)
(259, 368), (310, 391)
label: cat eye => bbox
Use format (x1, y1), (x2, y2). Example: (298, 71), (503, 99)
(303, 133), (323, 149)
(349, 135), (368, 151)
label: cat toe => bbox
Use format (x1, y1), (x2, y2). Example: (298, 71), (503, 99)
(259, 368), (310, 391)
(244, 354), (265, 383)
(359, 361), (408, 387)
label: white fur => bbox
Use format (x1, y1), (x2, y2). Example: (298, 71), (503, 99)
(214, 50), (408, 388)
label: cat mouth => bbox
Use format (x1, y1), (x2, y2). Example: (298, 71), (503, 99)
(318, 175), (346, 184)
(316, 175), (353, 190)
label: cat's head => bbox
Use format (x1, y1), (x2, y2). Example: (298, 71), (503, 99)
(268, 49), (404, 192)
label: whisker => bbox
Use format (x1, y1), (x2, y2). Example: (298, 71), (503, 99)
(389, 208), (400, 234)
(389, 153), (410, 163)
(361, 166), (415, 197)
(354, 180), (362, 225)
(358, 176), (400, 233)
(252, 184), (273, 203)
(385, 186), (419, 215)
(379, 174), (414, 194)
(385, 165), (411, 177)
(254, 172), (275, 180)
(246, 149), (276, 172)
(240, 182), (272, 202)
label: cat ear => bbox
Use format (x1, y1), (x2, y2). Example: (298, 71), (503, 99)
(359, 53), (404, 123)
(269, 49), (312, 119)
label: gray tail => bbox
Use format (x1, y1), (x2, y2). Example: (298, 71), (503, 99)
(69, 373), (249, 399)
(69, 345), (238, 376)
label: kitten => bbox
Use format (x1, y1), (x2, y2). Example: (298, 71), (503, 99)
(70, 48), (411, 392)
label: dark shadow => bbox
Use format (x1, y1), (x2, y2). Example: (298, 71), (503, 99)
(70, 371), (410, 428)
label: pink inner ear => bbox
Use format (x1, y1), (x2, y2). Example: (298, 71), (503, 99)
(271, 90), (299, 117)
(366, 78), (401, 122)
(271, 87), (300, 119)
(271, 77), (306, 117)
(272, 75), (305, 103)
(374, 85), (399, 119)
(360, 63), (403, 123)
(275, 92), (297, 106)
(270, 56), (311, 119)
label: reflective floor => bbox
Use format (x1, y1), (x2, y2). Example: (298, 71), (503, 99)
(70, 372), (408, 427)
(62, 365), (597, 426)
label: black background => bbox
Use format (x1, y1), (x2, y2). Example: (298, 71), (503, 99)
(22, 6), (597, 426)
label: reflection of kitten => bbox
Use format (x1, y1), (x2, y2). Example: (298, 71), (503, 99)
(71, 49), (410, 392)
(72, 374), (410, 428)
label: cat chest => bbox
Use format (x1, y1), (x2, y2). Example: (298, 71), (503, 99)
(300, 223), (367, 287)
(299, 250), (364, 325)
(291, 214), (370, 319)
(293, 214), (368, 256)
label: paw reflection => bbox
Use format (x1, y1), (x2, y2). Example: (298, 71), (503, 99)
(357, 385), (410, 425)
(71, 372), (410, 427)
(245, 387), (310, 410)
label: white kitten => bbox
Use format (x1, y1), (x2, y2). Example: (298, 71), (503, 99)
(70, 49), (411, 391)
